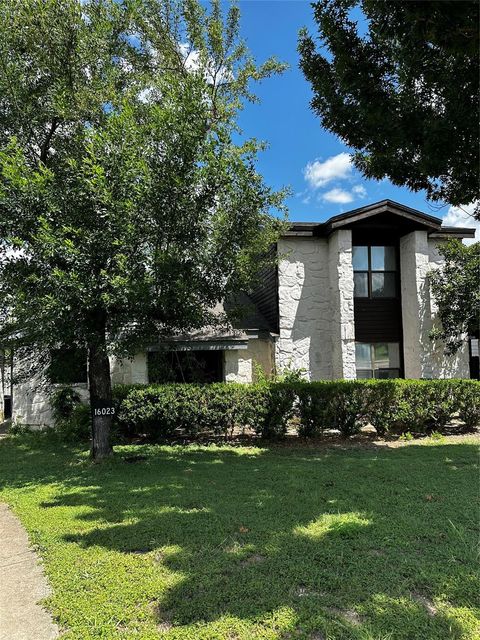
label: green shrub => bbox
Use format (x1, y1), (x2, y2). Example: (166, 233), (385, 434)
(295, 381), (367, 438)
(253, 383), (296, 439)
(365, 379), (467, 436)
(117, 383), (269, 441)
(56, 403), (91, 441)
(328, 381), (367, 437)
(453, 380), (480, 431)
(50, 386), (81, 422)
(363, 379), (403, 436)
(113, 379), (480, 442)
(50, 386), (91, 441)
(400, 380), (456, 433)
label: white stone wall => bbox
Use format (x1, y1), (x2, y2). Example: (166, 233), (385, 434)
(110, 353), (148, 385)
(328, 230), (356, 379)
(224, 349), (252, 383)
(224, 339), (273, 383)
(400, 231), (470, 378)
(276, 237), (333, 379)
(12, 377), (89, 428)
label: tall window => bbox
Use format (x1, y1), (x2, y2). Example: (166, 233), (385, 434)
(353, 246), (396, 298)
(355, 342), (400, 378)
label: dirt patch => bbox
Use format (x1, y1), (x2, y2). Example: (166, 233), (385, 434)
(240, 554), (265, 567)
(149, 602), (174, 631)
(326, 607), (362, 626)
(412, 593), (437, 617)
(293, 585), (323, 598)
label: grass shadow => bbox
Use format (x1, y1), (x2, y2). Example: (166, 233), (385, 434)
(0, 435), (478, 639)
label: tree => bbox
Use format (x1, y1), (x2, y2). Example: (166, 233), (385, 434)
(429, 240), (480, 354)
(299, 0), (479, 216)
(0, 0), (286, 459)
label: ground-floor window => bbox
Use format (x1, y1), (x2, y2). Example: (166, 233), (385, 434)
(48, 347), (88, 384)
(148, 350), (223, 384)
(355, 342), (400, 379)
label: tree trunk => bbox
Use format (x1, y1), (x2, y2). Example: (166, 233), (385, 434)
(88, 329), (113, 461)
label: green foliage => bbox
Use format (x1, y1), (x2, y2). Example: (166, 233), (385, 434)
(365, 380), (479, 435)
(118, 383), (267, 441)
(0, 0), (287, 456)
(50, 386), (91, 441)
(115, 379), (480, 441)
(295, 381), (368, 438)
(50, 386), (82, 422)
(429, 240), (480, 354)
(454, 379), (480, 432)
(299, 1), (479, 211)
(56, 404), (91, 442)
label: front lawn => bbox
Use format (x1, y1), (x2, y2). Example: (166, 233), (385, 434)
(0, 434), (478, 639)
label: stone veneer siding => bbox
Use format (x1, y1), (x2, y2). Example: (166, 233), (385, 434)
(276, 236), (333, 379)
(328, 230), (356, 379)
(400, 230), (470, 378)
(275, 230), (356, 380)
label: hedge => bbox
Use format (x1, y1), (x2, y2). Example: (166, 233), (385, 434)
(113, 379), (480, 441)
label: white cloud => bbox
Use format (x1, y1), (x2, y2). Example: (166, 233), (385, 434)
(304, 153), (352, 189)
(322, 188), (354, 204)
(442, 202), (479, 246)
(352, 185), (367, 198)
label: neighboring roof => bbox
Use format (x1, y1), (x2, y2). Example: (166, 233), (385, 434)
(283, 199), (476, 239)
(147, 292), (277, 351)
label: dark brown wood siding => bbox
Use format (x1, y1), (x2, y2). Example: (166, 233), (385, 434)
(248, 245), (279, 333)
(354, 299), (402, 343)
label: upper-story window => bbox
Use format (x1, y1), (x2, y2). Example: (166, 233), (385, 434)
(353, 245), (396, 298)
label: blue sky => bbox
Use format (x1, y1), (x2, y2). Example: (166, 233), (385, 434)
(228, 0), (459, 225)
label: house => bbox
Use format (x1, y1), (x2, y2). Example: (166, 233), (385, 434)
(7, 200), (477, 427)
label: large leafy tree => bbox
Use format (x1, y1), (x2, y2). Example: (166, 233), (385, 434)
(0, 0), (286, 458)
(299, 0), (479, 216)
(429, 240), (480, 354)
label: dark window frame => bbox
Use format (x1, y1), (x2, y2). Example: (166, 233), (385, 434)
(355, 341), (401, 379)
(353, 245), (397, 299)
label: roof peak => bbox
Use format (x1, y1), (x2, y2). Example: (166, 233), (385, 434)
(284, 200), (475, 239)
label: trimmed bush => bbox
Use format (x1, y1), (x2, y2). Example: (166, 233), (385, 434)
(117, 383), (271, 441)
(453, 380), (480, 431)
(366, 380), (459, 435)
(295, 381), (368, 438)
(363, 379), (403, 436)
(114, 379), (480, 441)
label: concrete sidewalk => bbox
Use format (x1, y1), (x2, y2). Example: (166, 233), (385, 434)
(0, 503), (59, 640)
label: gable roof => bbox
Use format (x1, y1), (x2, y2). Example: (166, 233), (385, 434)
(284, 199), (476, 239)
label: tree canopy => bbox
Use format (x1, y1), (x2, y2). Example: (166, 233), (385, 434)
(0, 0), (286, 457)
(299, 0), (479, 215)
(429, 240), (480, 355)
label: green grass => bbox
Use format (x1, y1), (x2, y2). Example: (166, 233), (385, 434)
(0, 434), (478, 640)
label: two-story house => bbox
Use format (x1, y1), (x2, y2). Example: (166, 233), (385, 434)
(8, 200), (477, 426)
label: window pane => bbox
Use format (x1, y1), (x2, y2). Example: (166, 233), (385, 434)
(373, 343), (389, 369)
(356, 369), (373, 379)
(352, 246), (368, 270)
(387, 342), (400, 368)
(375, 368), (400, 379)
(373, 342), (400, 370)
(355, 343), (372, 369)
(371, 246), (396, 271)
(354, 272), (368, 297)
(371, 272), (396, 297)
